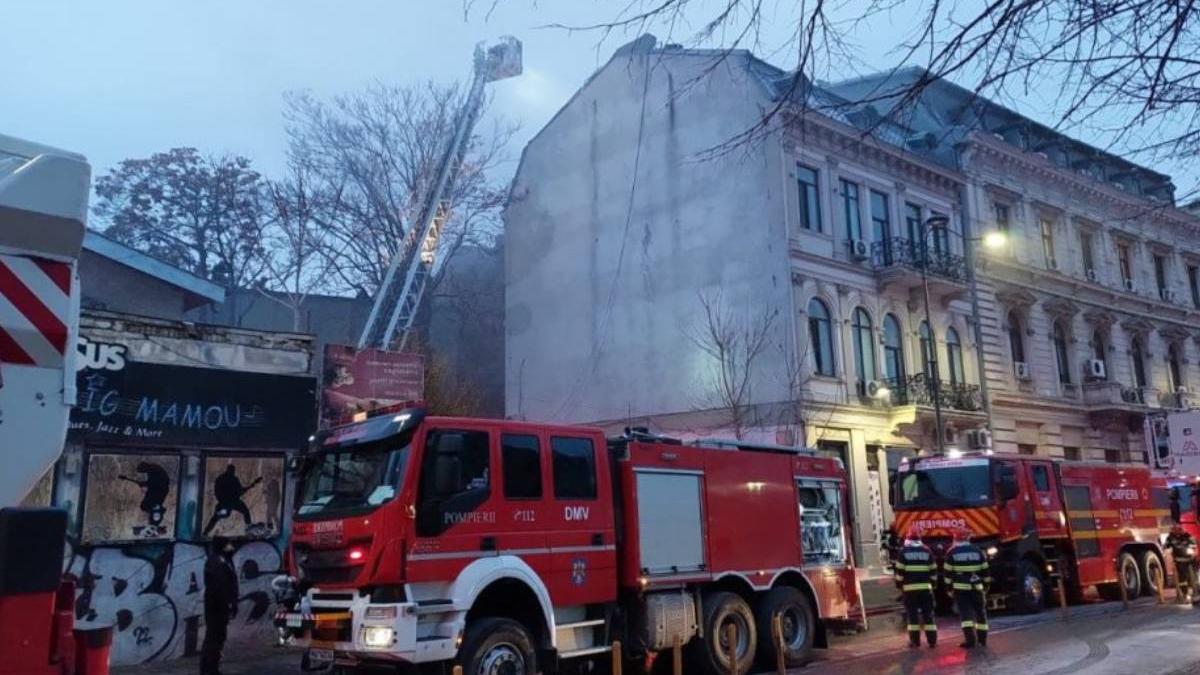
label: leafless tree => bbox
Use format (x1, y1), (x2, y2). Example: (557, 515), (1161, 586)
(476, 1), (1200, 178)
(685, 290), (778, 440)
(283, 82), (516, 298)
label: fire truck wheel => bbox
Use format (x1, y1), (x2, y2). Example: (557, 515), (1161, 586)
(1012, 559), (1046, 614)
(1141, 550), (1165, 597)
(752, 586), (814, 667)
(691, 591), (757, 675)
(457, 617), (537, 675)
(1117, 551), (1142, 599)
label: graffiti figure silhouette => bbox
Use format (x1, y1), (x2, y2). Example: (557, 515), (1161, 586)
(119, 462), (170, 530)
(203, 466), (262, 536)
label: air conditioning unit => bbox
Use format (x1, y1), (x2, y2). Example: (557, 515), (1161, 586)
(1086, 358), (1107, 380)
(850, 239), (870, 261)
(1162, 288), (1178, 303)
(1123, 278), (1136, 292)
(1085, 268), (1098, 282)
(865, 379), (888, 399)
(1014, 361), (1032, 380)
(965, 428), (993, 450)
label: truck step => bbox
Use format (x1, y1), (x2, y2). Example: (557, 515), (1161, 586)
(559, 645), (613, 659)
(414, 600), (457, 615)
(557, 619), (606, 631)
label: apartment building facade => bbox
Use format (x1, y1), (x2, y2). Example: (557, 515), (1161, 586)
(505, 37), (990, 570)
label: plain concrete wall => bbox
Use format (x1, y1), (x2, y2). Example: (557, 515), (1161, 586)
(80, 249), (197, 320)
(505, 46), (793, 423)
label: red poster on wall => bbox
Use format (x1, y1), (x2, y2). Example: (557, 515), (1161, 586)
(322, 344), (424, 426)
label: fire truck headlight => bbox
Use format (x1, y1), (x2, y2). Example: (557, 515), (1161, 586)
(986, 546), (998, 558)
(362, 626), (395, 648)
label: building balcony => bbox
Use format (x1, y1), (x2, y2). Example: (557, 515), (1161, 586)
(1083, 381), (1159, 425)
(886, 374), (984, 413)
(870, 238), (968, 302)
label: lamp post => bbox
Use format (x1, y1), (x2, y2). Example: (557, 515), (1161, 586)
(920, 214), (949, 455)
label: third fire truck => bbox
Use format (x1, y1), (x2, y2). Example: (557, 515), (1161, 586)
(890, 453), (1177, 613)
(275, 408), (865, 674)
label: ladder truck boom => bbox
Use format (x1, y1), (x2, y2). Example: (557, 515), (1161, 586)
(357, 37), (522, 351)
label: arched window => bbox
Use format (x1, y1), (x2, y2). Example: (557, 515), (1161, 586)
(883, 314), (905, 382)
(946, 327), (965, 386)
(919, 321), (935, 380)
(1090, 329), (1108, 380)
(1168, 343), (1184, 392)
(808, 298), (835, 376)
(1008, 311), (1026, 364)
(1131, 336), (1148, 389)
(852, 308), (876, 395)
(1052, 321), (1072, 384)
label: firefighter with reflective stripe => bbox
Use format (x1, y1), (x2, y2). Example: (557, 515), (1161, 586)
(894, 531), (937, 648)
(1167, 525), (1198, 604)
(943, 530), (990, 648)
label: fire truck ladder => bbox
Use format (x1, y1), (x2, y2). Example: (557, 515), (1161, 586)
(356, 37), (522, 352)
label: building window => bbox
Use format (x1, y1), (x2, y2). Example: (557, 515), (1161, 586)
(841, 179), (862, 241)
(905, 202), (922, 243)
(1104, 449), (1124, 463)
(1018, 444), (1036, 456)
(852, 307), (876, 396)
(1168, 344), (1184, 392)
(1091, 329), (1108, 380)
(808, 298), (835, 376)
(1189, 265), (1200, 309)
(993, 202), (1010, 235)
(1117, 242), (1133, 289)
(1052, 320), (1072, 384)
(883, 314), (905, 382)
(1080, 230), (1096, 277)
(797, 164), (822, 232)
(946, 327), (965, 386)
(930, 212), (951, 255)
(1063, 446), (1081, 461)
(1008, 311), (1026, 364)
(1154, 253), (1169, 300)
(1131, 336), (1148, 388)
(919, 321), (935, 380)
(1040, 216), (1057, 268)
(870, 190), (890, 243)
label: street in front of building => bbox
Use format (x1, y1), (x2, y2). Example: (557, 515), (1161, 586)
(109, 598), (1200, 675)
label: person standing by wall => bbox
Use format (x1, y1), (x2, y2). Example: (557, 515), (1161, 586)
(202, 536), (239, 675)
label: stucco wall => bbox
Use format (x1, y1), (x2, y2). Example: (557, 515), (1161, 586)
(505, 46), (792, 423)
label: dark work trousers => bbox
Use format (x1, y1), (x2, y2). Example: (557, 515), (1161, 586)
(201, 610), (229, 675)
(955, 590), (988, 647)
(903, 590), (937, 646)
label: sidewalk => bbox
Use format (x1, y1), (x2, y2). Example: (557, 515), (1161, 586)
(112, 645), (299, 675)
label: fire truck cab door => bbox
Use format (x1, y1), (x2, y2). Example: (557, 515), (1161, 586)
(1024, 461), (1067, 538)
(543, 434), (616, 606)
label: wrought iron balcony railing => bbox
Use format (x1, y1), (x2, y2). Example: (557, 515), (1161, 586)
(871, 237), (968, 284)
(886, 373), (983, 412)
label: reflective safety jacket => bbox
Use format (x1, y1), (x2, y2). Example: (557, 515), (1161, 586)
(894, 542), (936, 592)
(943, 542), (991, 592)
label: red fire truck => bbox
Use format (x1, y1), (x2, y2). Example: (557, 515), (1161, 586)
(275, 407), (865, 674)
(889, 453), (1176, 614)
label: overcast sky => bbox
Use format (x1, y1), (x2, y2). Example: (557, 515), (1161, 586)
(3, 1), (1191, 192)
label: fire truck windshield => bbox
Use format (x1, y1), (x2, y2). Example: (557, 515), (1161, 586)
(896, 462), (992, 509)
(298, 442), (411, 519)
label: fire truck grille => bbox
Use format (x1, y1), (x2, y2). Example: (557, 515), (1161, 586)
(302, 565), (362, 585)
(294, 545), (364, 585)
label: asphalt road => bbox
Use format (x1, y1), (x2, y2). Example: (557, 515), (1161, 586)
(113, 597), (1200, 675)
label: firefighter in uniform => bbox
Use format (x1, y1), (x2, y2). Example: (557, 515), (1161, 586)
(943, 531), (991, 648)
(1167, 525), (1198, 604)
(894, 532), (938, 648)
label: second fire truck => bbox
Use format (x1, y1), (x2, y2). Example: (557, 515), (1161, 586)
(890, 453), (1177, 613)
(275, 407), (866, 674)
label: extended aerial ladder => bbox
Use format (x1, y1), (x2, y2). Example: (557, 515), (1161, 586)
(356, 37), (522, 351)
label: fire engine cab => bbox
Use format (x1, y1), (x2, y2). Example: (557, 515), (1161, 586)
(276, 406), (866, 674)
(890, 453), (1175, 613)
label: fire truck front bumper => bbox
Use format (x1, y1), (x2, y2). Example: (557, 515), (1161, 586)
(274, 592), (448, 665)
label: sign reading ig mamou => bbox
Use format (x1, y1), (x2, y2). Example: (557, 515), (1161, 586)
(70, 355), (317, 448)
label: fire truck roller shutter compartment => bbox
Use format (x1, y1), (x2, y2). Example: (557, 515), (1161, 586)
(635, 470), (706, 575)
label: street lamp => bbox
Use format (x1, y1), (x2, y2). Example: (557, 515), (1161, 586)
(919, 214), (950, 455)
(982, 230), (1008, 251)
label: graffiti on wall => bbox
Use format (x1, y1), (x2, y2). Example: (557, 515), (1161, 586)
(201, 457), (284, 539)
(67, 540), (285, 665)
(82, 454), (180, 542)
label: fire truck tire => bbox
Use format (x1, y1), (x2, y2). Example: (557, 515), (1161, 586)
(1141, 550), (1165, 597)
(691, 591), (757, 675)
(457, 617), (537, 675)
(1118, 551), (1142, 599)
(1011, 559), (1046, 614)
(752, 586), (814, 667)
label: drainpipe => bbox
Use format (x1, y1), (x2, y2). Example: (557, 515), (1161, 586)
(959, 184), (994, 431)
